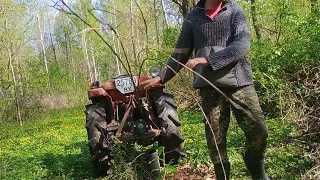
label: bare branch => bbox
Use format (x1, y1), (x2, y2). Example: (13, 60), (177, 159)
(134, 0), (150, 79)
(52, 0), (132, 76)
(172, 0), (183, 10)
(86, 8), (132, 77)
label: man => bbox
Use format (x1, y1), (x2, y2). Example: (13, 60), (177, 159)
(140, 0), (269, 179)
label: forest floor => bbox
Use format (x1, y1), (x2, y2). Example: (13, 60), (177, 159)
(0, 107), (312, 180)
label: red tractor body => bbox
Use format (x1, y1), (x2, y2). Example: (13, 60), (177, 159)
(85, 73), (185, 178)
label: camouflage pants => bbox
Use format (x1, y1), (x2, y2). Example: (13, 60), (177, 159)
(200, 85), (268, 165)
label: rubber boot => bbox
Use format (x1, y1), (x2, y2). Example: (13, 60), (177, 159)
(243, 152), (270, 180)
(214, 162), (230, 180)
(144, 149), (161, 180)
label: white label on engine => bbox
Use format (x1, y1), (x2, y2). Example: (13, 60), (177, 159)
(115, 76), (138, 94)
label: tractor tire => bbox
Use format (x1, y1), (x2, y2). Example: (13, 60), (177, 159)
(84, 103), (114, 177)
(153, 92), (186, 164)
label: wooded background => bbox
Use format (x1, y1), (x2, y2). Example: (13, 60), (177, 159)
(0, 0), (319, 178)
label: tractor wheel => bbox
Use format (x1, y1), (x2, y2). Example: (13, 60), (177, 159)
(153, 92), (186, 164)
(84, 103), (114, 177)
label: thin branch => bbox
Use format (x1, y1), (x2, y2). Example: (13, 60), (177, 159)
(86, 8), (132, 77)
(172, 0), (183, 10)
(88, 8), (116, 16)
(52, 0), (131, 76)
(134, 0), (149, 80)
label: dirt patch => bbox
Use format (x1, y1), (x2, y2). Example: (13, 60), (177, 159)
(168, 164), (216, 180)
(40, 94), (69, 109)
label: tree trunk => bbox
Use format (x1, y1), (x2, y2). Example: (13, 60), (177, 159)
(71, 57), (76, 84)
(250, 0), (261, 40)
(130, 0), (137, 61)
(83, 34), (93, 82)
(37, 13), (50, 87)
(90, 41), (98, 81)
(154, 0), (160, 44)
(64, 27), (69, 62)
(112, 0), (121, 75)
(48, 17), (58, 65)
(8, 49), (22, 126)
(97, 64), (101, 82)
(5, 18), (22, 126)
(49, 32), (58, 64)
(161, 0), (168, 26)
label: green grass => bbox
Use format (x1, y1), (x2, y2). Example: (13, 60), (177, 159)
(0, 108), (311, 179)
(0, 108), (91, 180)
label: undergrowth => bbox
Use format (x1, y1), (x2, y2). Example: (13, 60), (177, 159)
(0, 107), (311, 179)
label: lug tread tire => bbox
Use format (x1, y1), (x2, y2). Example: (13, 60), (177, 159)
(84, 103), (114, 177)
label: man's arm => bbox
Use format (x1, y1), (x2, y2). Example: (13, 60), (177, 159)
(205, 4), (250, 71)
(158, 15), (194, 84)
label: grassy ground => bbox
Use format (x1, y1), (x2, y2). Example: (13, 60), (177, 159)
(0, 107), (311, 179)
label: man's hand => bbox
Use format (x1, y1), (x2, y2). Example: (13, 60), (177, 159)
(139, 76), (162, 90)
(186, 57), (209, 69)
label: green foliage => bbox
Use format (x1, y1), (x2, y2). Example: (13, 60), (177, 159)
(162, 26), (180, 47)
(0, 108), (311, 179)
(147, 25), (180, 68)
(248, 8), (320, 117)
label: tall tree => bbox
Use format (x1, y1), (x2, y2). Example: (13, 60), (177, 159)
(161, 0), (168, 26)
(154, 0), (160, 44)
(130, 0), (137, 60)
(250, 0), (261, 40)
(1, 0), (30, 126)
(37, 12), (50, 87)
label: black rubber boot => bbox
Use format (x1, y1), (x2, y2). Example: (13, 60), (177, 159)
(214, 162), (230, 180)
(144, 149), (161, 180)
(243, 152), (270, 180)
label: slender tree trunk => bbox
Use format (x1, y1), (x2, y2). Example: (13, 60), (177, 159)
(83, 34), (93, 82)
(161, 0), (168, 26)
(48, 17), (58, 64)
(112, 35), (121, 76)
(130, 0), (137, 61)
(97, 64), (101, 82)
(37, 13), (50, 87)
(276, 14), (283, 42)
(5, 18), (22, 126)
(49, 32), (58, 64)
(8, 50), (22, 126)
(16, 55), (24, 98)
(276, 1), (286, 42)
(71, 57), (76, 84)
(64, 27), (69, 61)
(136, 26), (141, 59)
(90, 41), (98, 81)
(154, 0), (160, 45)
(113, 0), (123, 73)
(112, 0), (121, 75)
(250, 0), (261, 40)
